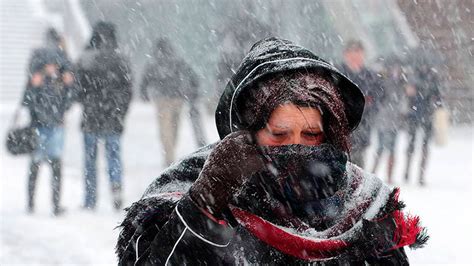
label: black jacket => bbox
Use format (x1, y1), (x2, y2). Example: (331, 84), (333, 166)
(338, 64), (384, 147)
(22, 83), (75, 128)
(117, 38), (411, 265)
(407, 68), (442, 123)
(338, 64), (384, 115)
(23, 44), (75, 127)
(76, 48), (132, 134)
(75, 22), (132, 134)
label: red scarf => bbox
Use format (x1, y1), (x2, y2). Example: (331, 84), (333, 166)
(229, 165), (426, 261)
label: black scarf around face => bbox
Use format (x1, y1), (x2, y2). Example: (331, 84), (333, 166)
(233, 144), (348, 229)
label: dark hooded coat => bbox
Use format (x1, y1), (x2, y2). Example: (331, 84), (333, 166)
(76, 22), (132, 134)
(23, 29), (75, 127)
(22, 78), (75, 128)
(407, 67), (442, 123)
(116, 38), (425, 265)
(28, 28), (72, 75)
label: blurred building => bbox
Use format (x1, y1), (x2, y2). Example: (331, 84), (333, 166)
(0, 0), (89, 102)
(0, 0), (49, 101)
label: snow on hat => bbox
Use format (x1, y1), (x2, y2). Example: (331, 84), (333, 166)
(215, 37), (365, 140)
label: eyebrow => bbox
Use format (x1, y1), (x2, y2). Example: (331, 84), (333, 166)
(302, 123), (323, 132)
(267, 123), (323, 132)
(267, 124), (290, 130)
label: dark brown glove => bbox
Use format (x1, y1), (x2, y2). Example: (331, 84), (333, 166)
(189, 131), (266, 216)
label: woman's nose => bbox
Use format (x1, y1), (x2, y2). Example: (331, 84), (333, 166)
(287, 134), (302, 145)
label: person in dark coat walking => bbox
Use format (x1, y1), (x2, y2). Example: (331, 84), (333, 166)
(76, 21), (133, 210)
(23, 28), (75, 216)
(404, 61), (442, 186)
(372, 57), (408, 183)
(140, 38), (207, 166)
(338, 40), (384, 169)
(116, 38), (427, 265)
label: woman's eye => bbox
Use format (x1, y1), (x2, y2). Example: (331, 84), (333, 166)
(268, 130), (288, 139)
(303, 132), (324, 140)
(271, 132), (286, 137)
(304, 132), (319, 137)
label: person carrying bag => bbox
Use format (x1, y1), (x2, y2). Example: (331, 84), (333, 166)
(18, 28), (76, 216)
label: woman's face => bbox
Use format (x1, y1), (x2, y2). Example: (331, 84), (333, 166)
(255, 103), (324, 146)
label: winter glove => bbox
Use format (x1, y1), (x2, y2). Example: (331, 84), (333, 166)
(189, 130), (267, 216)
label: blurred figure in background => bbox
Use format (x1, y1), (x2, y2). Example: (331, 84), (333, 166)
(23, 28), (76, 216)
(339, 40), (384, 168)
(140, 38), (206, 167)
(182, 64), (207, 148)
(212, 2), (273, 113)
(404, 60), (443, 186)
(372, 57), (408, 183)
(76, 21), (133, 210)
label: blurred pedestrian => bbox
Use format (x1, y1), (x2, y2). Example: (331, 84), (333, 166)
(338, 40), (384, 168)
(372, 57), (407, 183)
(76, 21), (133, 210)
(404, 62), (442, 186)
(182, 64), (207, 148)
(140, 38), (206, 166)
(23, 28), (76, 216)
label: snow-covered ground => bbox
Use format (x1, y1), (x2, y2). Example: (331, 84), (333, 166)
(1, 102), (472, 265)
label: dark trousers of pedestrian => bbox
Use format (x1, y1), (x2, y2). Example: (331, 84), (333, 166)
(83, 132), (123, 210)
(372, 129), (398, 183)
(405, 116), (433, 185)
(350, 120), (371, 169)
(27, 126), (64, 216)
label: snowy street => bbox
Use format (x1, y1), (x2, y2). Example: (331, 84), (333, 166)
(0, 102), (472, 265)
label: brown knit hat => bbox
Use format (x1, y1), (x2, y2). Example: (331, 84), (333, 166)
(237, 70), (351, 152)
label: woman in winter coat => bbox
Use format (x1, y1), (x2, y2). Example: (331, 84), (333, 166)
(116, 38), (427, 265)
(23, 28), (75, 216)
